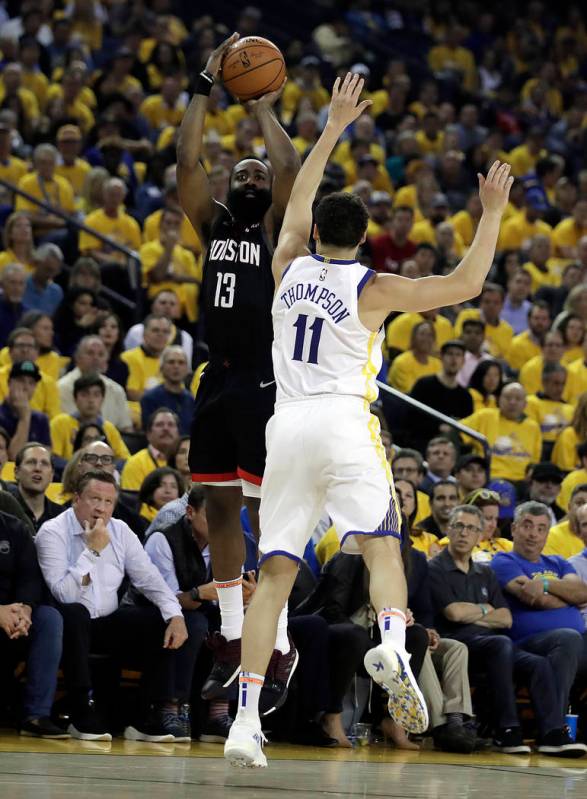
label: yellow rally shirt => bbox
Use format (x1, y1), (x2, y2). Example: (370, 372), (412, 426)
(0, 366), (59, 416)
(121, 347), (162, 396)
(387, 351), (441, 394)
(543, 519), (583, 558)
(121, 447), (168, 491)
(454, 309), (513, 360)
(507, 331), (542, 372)
(140, 240), (202, 322)
(50, 414), (130, 460)
(526, 395), (572, 447)
(16, 172), (75, 214)
(386, 313), (454, 353)
(557, 468), (587, 512)
(79, 208), (142, 256)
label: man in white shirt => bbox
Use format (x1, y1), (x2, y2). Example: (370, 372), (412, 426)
(58, 336), (133, 431)
(35, 471), (189, 742)
(124, 290), (194, 366)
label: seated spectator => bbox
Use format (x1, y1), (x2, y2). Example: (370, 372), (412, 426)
(522, 235), (559, 294)
(55, 124), (91, 199)
(556, 313), (584, 366)
(466, 359), (503, 413)
(73, 423), (106, 452)
(526, 463), (565, 526)
(565, 327), (587, 405)
(527, 363), (572, 460)
(140, 75), (186, 133)
(430, 504), (584, 756)
(369, 205), (416, 273)
(0, 361), (50, 459)
(22, 244), (64, 316)
(519, 329), (565, 396)
(552, 199), (587, 261)
(140, 206), (202, 322)
(416, 480), (459, 541)
(168, 435), (190, 493)
(395, 478), (438, 557)
(50, 374), (130, 461)
(388, 321), (441, 393)
(558, 442), (587, 512)
(391, 448), (431, 526)
(0, 122), (27, 192)
(410, 193), (465, 257)
(407, 341), (473, 452)
(141, 346), (194, 435)
(124, 290), (194, 367)
(454, 455), (489, 499)
(501, 270), (533, 336)
(53, 287), (102, 357)
(537, 265), (585, 322)
(0, 213), (36, 274)
(419, 437), (457, 495)
(461, 383), (542, 483)
(456, 319), (491, 388)
(386, 308), (453, 357)
(0, 264), (30, 349)
(96, 312), (129, 388)
(454, 283), (514, 360)
(35, 471), (189, 741)
(450, 192), (483, 247)
(143, 181), (202, 259)
(121, 408), (180, 491)
(121, 314), (171, 401)
(16, 310), (68, 381)
(498, 195), (553, 252)
(9, 443), (61, 533)
(492, 501), (587, 754)
(0, 508), (66, 739)
(0, 327), (60, 417)
(545, 483), (587, 558)
(58, 336), (133, 432)
(508, 301), (552, 373)
(138, 465), (183, 523)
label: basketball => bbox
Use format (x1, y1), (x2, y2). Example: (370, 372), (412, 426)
(221, 36), (286, 102)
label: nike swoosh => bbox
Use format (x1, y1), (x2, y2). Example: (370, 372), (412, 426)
(259, 380), (276, 389)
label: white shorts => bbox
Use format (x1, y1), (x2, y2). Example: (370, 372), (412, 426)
(258, 396), (401, 566)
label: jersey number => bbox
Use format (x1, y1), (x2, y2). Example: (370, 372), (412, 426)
(292, 314), (324, 364)
(214, 272), (236, 308)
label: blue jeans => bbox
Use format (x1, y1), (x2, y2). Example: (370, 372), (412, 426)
(516, 628), (583, 717)
(0, 605), (63, 720)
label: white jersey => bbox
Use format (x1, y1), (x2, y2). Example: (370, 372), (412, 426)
(272, 254), (383, 404)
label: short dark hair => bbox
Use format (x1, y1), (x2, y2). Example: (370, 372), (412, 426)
(15, 441), (51, 468)
(76, 470), (118, 495)
(570, 482), (587, 500)
(139, 466), (182, 506)
(314, 192), (369, 248)
(146, 407), (179, 432)
(529, 300), (551, 318)
(461, 318), (485, 332)
(393, 448), (424, 472)
(73, 373), (105, 397)
(187, 483), (205, 511)
(430, 479), (458, 500)
(482, 282), (504, 298)
(73, 422), (106, 452)
(7, 327), (36, 348)
(427, 436), (455, 453)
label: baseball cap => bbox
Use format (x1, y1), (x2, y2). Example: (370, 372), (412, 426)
(10, 360), (41, 382)
(487, 479), (517, 520)
(441, 339), (466, 355)
(530, 462), (563, 484)
(57, 124), (82, 142)
(456, 454), (489, 472)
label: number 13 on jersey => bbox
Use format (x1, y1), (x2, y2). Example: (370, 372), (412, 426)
(214, 272), (236, 308)
(292, 314), (324, 364)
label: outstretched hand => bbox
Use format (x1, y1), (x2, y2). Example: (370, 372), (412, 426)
(478, 161), (513, 215)
(326, 72), (373, 133)
(205, 31), (240, 78)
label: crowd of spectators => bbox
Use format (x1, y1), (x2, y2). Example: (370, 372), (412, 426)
(3, 0), (587, 754)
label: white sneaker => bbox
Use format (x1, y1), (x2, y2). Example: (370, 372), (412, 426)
(224, 715), (267, 768)
(67, 723), (112, 742)
(364, 642), (429, 734)
(123, 726), (175, 743)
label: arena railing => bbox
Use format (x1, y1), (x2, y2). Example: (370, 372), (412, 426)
(0, 176), (140, 315)
(376, 379), (492, 464)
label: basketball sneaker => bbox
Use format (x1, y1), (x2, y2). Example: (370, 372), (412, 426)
(259, 636), (299, 716)
(201, 633), (241, 700)
(364, 642), (429, 734)
(224, 715), (267, 768)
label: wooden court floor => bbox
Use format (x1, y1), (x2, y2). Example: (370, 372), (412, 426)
(1, 732), (587, 798)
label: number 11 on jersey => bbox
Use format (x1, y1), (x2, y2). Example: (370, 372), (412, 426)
(292, 314), (324, 364)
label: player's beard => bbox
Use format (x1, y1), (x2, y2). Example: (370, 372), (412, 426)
(227, 186), (272, 224)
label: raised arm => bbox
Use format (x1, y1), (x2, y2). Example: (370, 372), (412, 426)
(272, 73), (372, 282)
(176, 33), (239, 243)
(359, 162), (514, 329)
(246, 88), (301, 222)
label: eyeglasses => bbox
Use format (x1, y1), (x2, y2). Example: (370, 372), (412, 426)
(449, 522), (483, 535)
(465, 489), (500, 505)
(81, 453), (114, 465)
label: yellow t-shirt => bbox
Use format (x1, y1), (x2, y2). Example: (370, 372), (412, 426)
(563, 358), (587, 404)
(56, 158), (91, 197)
(526, 395), (573, 446)
(281, 82), (329, 125)
(387, 351), (441, 394)
(333, 140), (385, 166)
(0, 155), (28, 187)
(450, 210), (476, 247)
(409, 219), (465, 257)
(498, 213), (552, 251)
(140, 240), (202, 321)
(120, 447), (168, 491)
(428, 45), (476, 92)
(139, 95), (186, 129)
(507, 331), (542, 372)
(552, 217), (587, 258)
(0, 348), (69, 381)
(0, 366), (59, 417)
(143, 209), (201, 255)
(343, 164), (394, 194)
(557, 468), (587, 512)
(22, 69), (49, 108)
(386, 313), (454, 354)
(392, 185), (424, 223)
(521, 260), (560, 293)
(50, 414), (130, 460)
(454, 310), (513, 360)
(543, 520), (583, 558)
(16, 172), (75, 214)
(460, 408), (542, 481)
(469, 388), (497, 413)
(120, 347), (162, 397)
(562, 347), (583, 367)
(314, 526), (340, 566)
(414, 130), (445, 156)
(410, 530), (440, 557)
(79, 208), (142, 255)
(506, 144), (547, 177)
(0, 84), (39, 121)
(414, 491), (431, 527)
(0, 248), (35, 274)
(551, 426), (584, 471)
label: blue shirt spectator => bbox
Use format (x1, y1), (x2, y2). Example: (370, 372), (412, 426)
(140, 346), (195, 435)
(23, 275), (63, 315)
(0, 262), (30, 348)
(0, 361), (51, 455)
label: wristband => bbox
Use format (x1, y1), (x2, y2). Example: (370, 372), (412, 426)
(196, 70), (214, 97)
(479, 604), (488, 617)
(542, 577), (549, 595)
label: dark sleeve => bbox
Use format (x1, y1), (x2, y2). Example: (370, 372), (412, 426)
(13, 522), (42, 607)
(428, 561), (456, 612)
(457, 388), (474, 418)
(485, 567), (509, 610)
(0, 491), (35, 537)
(35, 414), (51, 447)
(408, 551), (434, 628)
(140, 394), (154, 430)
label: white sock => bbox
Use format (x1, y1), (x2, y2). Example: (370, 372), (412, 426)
(275, 604), (290, 654)
(214, 576), (244, 642)
(237, 671), (264, 724)
(378, 608), (407, 649)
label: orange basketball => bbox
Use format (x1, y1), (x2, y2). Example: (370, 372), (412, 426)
(221, 36), (285, 102)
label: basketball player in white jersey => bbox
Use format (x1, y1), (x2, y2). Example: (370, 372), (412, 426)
(225, 74), (513, 767)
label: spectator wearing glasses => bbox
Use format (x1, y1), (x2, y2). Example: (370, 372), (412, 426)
(436, 489), (513, 561)
(430, 505), (585, 756)
(8, 443), (61, 534)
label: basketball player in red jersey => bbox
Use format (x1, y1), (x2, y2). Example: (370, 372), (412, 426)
(177, 33), (300, 713)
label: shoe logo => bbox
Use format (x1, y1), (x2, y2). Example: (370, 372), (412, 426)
(374, 661), (384, 672)
(260, 380), (276, 389)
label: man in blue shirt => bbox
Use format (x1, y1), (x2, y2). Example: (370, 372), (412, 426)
(492, 501), (587, 754)
(140, 346), (195, 435)
(23, 243), (64, 316)
(568, 502), (587, 691)
(0, 361), (50, 459)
